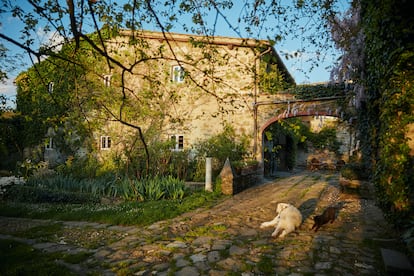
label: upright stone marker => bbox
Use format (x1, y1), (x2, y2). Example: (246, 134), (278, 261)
(219, 157), (234, 195)
(205, 157), (213, 192)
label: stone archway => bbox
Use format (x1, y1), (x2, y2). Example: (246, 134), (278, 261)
(259, 113), (354, 175)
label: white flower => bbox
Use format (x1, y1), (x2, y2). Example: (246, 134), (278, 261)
(0, 176), (26, 195)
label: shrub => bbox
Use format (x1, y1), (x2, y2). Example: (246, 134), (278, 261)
(2, 185), (99, 204)
(340, 163), (369, 180)
(56, 155), (105, 179)
(307, 127), (341, 154)
(192, 125), (249, 181)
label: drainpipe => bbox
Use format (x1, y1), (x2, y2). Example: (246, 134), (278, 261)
(253, 103), (258, 157)
(253, 46), (272, 159)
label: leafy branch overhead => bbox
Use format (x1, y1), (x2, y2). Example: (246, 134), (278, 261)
(1, 1), (344, 173)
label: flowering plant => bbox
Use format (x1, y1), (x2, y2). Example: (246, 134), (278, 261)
(0, 176), (25, 196)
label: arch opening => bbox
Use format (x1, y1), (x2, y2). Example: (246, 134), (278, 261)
(261, 115), (356, 176)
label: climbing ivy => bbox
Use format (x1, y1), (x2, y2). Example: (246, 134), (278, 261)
(290, 82), (351, 100)
(359, 0), (414, 223)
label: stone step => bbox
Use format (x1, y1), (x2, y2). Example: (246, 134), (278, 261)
(381, 248), (414, 274)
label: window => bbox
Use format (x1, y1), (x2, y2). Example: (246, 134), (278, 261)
(170, 135), (184, 151)
(48, 81), (54, 93)
(171, 65), (185, 83)
(103, 75), (111, 87)
(101, 136), (111, 150)
(45, 137), (54, 150)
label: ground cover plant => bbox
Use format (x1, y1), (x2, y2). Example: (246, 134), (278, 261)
(3, 173), (189, 201)
(0, 175), (224, 226)
(0, 239), (77, 276)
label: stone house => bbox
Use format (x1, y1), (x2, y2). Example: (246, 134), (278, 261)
(44, 30), (296, 167)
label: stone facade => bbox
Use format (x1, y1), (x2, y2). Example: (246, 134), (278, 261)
(42, 31), (354, 170)
(48, 31), (294, 164)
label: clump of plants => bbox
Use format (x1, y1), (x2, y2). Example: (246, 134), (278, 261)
(8, 173), (188, 203)
(2, 185), (99, 204)
(307, 127), (342, 154)
(231, 159), (259, 176)
(0, 239), (76, 275)
(191, 125), (249, 181)
(117, 175), (187, 201)
(340, 163), (369, 181)
(290, 83), (350, 100)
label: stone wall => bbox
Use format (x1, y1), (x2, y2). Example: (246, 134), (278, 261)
(219, 158), (262, 195)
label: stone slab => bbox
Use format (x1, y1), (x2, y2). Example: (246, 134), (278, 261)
(381, 248), (414, 273)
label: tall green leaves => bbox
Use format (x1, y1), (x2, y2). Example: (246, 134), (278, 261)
(26, 174), (187, 202)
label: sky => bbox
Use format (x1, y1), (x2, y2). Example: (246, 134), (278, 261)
(0, 0), (350, 108)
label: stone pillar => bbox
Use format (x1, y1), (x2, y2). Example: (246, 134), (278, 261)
(205, 157), (213, 192)
(219, 158), (234, 195)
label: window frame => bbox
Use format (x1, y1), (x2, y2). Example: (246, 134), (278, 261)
(170, 134), (184, 151)
(171, 65), (185, 83)
(100, 136), (111, 150)
(103, 75), (112, 87)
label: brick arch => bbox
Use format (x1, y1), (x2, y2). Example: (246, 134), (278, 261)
(259, 111), (342, 133)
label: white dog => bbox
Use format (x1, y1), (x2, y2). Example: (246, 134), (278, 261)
(260, 203), (302, 238)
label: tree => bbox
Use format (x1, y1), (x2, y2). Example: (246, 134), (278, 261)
(0, 0), (347, 175)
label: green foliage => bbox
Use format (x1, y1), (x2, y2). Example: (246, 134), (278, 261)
(290, 83), (350, 100)
(118, 175), (187, 201)
(0, 113), (24, 171)
(9, 173), (186, 203)
(122, 137), (195, 180)
(26, 173), (116, 197)
(53, 125), (245, 183)
(340, 163), (369, 181)
(259, 57), (290, 93)
(232, 159), (259, 172)
(307, 127), (342, 154)
(257, 254), (274, 274)
(11, 223), (63, 240)
(267, 118), (308, 144)
(0, 239), (76, 276)
(192, 125), (249, 181)
(56, 155), (104, 179)
(2, 185), (99, 204)
(264, 118), (308, 169)
(359, 0), (414, 223)
(17, 160), (49, 179)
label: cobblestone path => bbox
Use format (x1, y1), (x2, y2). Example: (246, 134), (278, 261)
(1, 171), (401, 275)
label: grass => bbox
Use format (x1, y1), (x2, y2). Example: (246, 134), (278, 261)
(185, 224), (228, 238)
(11, 223), (64, 241)
(0, 190), (225, 226)
(0, 239), (77, 276)
(257, 254), (274, 274)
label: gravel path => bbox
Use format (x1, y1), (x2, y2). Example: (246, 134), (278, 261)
(0, 171), (400, 275)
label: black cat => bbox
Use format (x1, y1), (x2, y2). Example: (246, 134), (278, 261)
(312, 206), (337, 232)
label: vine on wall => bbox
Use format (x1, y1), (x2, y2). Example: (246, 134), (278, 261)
(360, 0), (414, 223)
(290, 82), (351, 100)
